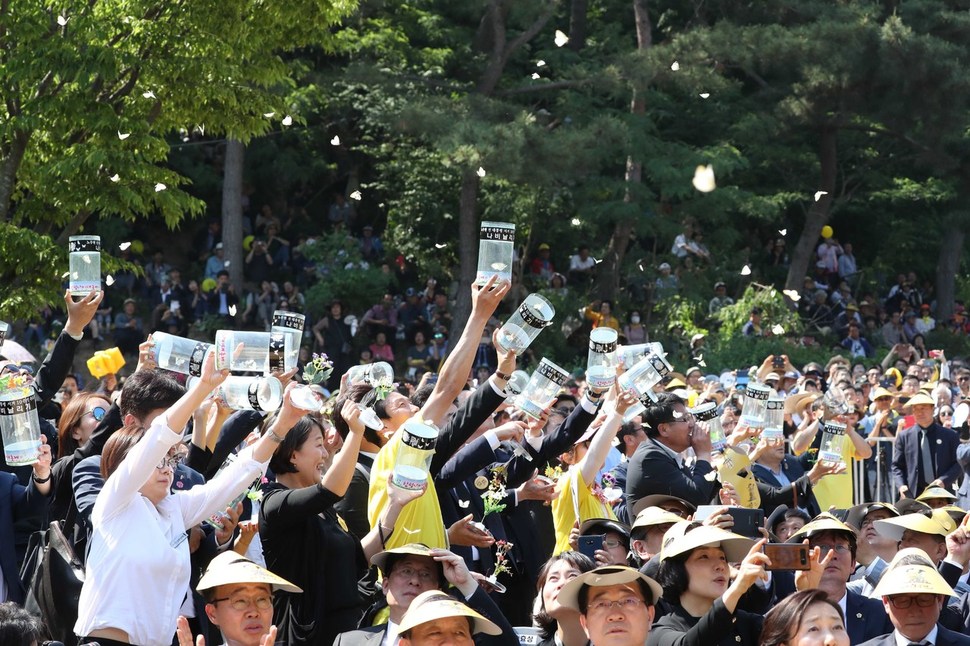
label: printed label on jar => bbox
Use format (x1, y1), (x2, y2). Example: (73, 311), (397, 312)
(189, 343), (210, 377)
(0, 395), (37, 416)
(247, 381), (263, 411)
(272, 313), (305, 331)
(519, 302), (551, 329)
(589, 339), (617, 354)
(69, 280), (101, 294)
(536, 360), (569, 386)
(480, 224), (515, 242)
(68, 237), (101, 253)
(268, 334), (286, 373)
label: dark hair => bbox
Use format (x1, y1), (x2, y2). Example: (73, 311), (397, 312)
(641, 392), (685, 439)
(772, 508), (811, 535)
(119, 370), (184, 424)
(807, 529), (858, 562)
(330, 383), (384, 446)
(656, 554), (691, 603)
(57, 392), (109, 459)
(0, 602), (43, 646)
(533, 551), (596, 639)
(578, 578), (654, 614)
(410, 383), (434, 409)
(100, 423), (147, 481)
(267, 415), (325, 475)
(760, 589), (843, 646)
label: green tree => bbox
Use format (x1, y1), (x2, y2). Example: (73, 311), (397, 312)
(0, 0), (355, 320)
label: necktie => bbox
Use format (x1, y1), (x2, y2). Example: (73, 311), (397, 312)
(920, 429), (934, 487)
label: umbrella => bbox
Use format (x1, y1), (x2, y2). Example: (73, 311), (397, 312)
(0, 339), (37, 364)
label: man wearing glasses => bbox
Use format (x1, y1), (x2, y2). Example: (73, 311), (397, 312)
(334, 544), (510, 646)
(187, 551), (302, 646)
(625, 393), (718, 511)
(558, 565), (660, 646)
(859, 547), (970, 646)
(789, 513), (891, 644)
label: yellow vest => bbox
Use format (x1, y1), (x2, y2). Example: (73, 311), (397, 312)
(552, 466), (616, 554)
(367, 431), (448, 549)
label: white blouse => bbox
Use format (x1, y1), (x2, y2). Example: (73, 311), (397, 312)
(74, 415), (267, 645)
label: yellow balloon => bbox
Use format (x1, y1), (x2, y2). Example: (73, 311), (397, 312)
(202, 278), (217, 292)
(130, 239), (145, 255)
(243, 235), (255, 252)
(821, 225), (834, 239)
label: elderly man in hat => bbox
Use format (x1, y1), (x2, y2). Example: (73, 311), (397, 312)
(183, 551), (302, 646)
(789, 513), (891, 643)
(396, 588), (515, 646)
(628, 506), (684, 577)
(892, 392), (962, 499)
(334, 544), (510, 646)
(858, 548), (970, 646)
(558, 565), (661, 646)
(846, 502), (900, 598)
(873, 509), (970, 589)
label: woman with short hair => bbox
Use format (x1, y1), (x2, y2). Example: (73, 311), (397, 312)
(760, 589), (848, 646)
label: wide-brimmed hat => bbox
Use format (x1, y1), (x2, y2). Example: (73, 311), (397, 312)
(873, 510), (956, 541)
(370, 543), (436, 574)
(845, 502), (898, 531)
(872, 548), (955, 597)
(580, 518), (631, 539)
(904, 392), (935, 408)
(788, 512), (856, 544)
(630, 494), (696, 519)
(397, 590), (502, 636)
(198, 552), (302, 594)
(660, 521), (754, 563)
(871, 387), (895, 401)
(558, 565), (662, 612)
(785, 392), (820, 416)
(916, 486), (958, 503)
(631, 507), (685, 537)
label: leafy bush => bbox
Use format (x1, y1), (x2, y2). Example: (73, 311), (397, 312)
(302, 233), (394, 316)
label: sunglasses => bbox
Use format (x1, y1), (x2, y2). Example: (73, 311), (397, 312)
(84, 407), (107, 422)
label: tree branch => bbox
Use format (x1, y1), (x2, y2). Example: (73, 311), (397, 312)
(495, 78), (589, 95)
(504, 0), (559, 59)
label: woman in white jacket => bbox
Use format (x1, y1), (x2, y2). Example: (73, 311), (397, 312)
(75, 355), (304, 646)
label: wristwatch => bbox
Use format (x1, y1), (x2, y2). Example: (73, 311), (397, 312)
(495, 370), (511, 381)
(32, 472), (51, 484)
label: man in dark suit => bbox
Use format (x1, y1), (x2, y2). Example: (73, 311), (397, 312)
(607, 421), (648, 525)
(859, 547), (970, 646)
(1, 451), (51, 605)
(750, 438), (823, 518)
(625, 393), (718, 511)
(892, 392), (962, 499)
(789, 514), (891, 644)
(333, 545), (513, 646)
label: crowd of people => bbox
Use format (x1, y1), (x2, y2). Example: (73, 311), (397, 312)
(4, 211), (970, 646)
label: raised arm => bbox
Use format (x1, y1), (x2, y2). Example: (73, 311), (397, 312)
(579, 390), (636, 486)
(419, 276), (509, 427)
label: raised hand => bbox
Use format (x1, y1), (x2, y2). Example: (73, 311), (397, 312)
(64, 289), (103, 337)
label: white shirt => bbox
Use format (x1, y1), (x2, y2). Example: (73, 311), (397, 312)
(570, 255), (596, 271)
(893, 625), (938, 646)
(75, 416), (268, 645)
(382, 619), (400, 646)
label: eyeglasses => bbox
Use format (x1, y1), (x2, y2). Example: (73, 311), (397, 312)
(84, 407), (107, 422)
(392, 566), (437, 582)
(888, 595), (938, 609)
(812, 543), (851, 555)
(587, 597), (645, 614)
(156, 454), (185, 471)
(602, 539), (626, 550)
(210, 595), (274, 611)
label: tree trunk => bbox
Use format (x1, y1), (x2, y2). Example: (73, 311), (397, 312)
(594, 0), (651, 301)
(221, 139), (245, 297)
(784, 126), (838, 292)
(568, 0), (588, 51)
(935, 214), (965, 322)
(449, 169), (480, 342)
(0, 131), (30, 222)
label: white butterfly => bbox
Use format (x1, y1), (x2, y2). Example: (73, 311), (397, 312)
(814, 191), (828, 202)
(142, 91), (155, 99)
(477, 167), (486, 178)
(554, 30), (569, 47)
(531, 73), (540, 79)
(154, 183), (166, 192)
(57, 15), (68, 26)
(778, 228), (787, 236)
(699, 93), (710, 99)
(109, 174), (120, 183)
(282, 115), (293, 126)
(692, 164), (716, 192)
(263, 112), (275, 118)
(119, 242), (131, 251)
(228, 305), (237, 317)
(740, 264), (752, 276)
(118, 131), (130, 140)
(671, 61), (680, 71)
(105, 275), (115, 286)
(330, 136), (341, 145)
(458, 499), (470, 509)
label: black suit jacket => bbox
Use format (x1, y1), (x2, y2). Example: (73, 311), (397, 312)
(858, 624), (970, 646)
(626, 438), (717, 511)
(332, 587), (518, 646)
(1, 472), (48, 604)
(892, 423), (961, 494)
(750, 457), (821, 517)
(845, 589), (892, 645)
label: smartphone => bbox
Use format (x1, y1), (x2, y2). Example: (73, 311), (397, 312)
(764, 543), (811, 570)
(694, 506), (765, 539)
(170, 300), (180, 312)
(772, 356), (785, 369)
(578, 534), (603, 561)
(736, 375), (750, 389)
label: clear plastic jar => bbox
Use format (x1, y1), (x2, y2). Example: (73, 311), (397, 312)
(692, 401), (725, 452)
(392, 420), (439, 489)
(586, 328), (618, 390)
(819, 421), (847, 466)
(739, 383), (771, 430)
(476, 221), (515, 285)
(153, 332), (213, 377)
(517, 358), (570, 419)
(762, 397), (786, 442)
(496, 294), (555, 354)
(214, 330), (291, 374)
(0, 385), (41, 466)
(617, 353), (672, 402)
(68, 235), (101, 298)
(271, 310), (305, 373)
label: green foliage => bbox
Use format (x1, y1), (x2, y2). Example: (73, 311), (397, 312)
(302, 232), (394, 316)
(0, 0), (357, 320)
